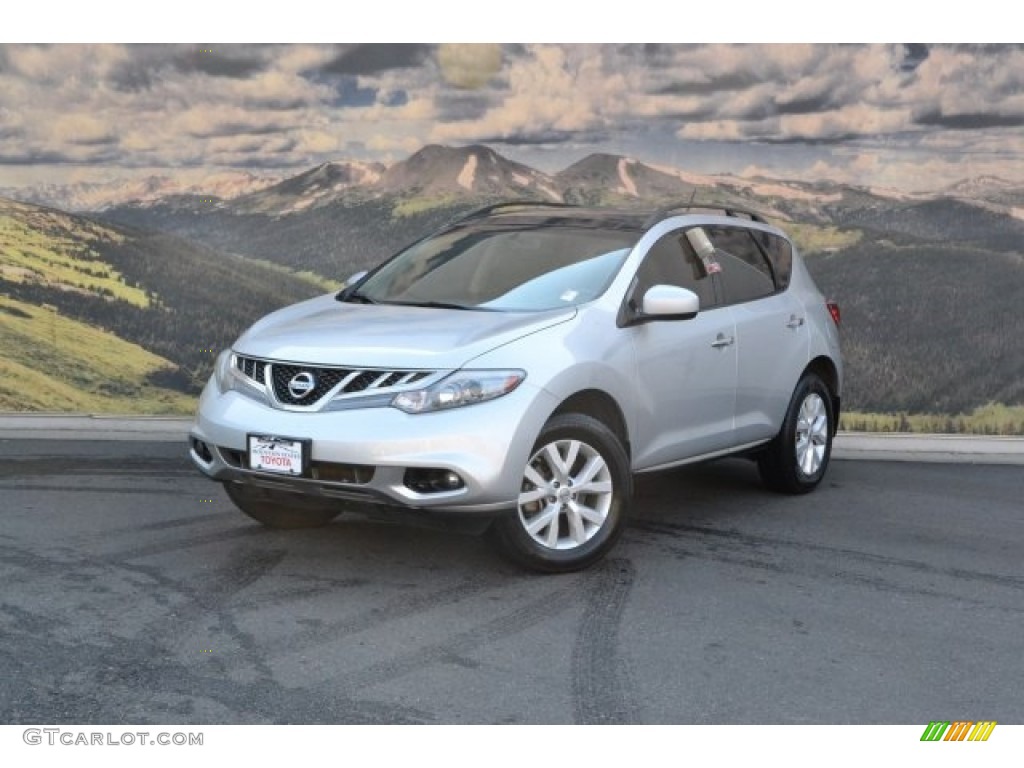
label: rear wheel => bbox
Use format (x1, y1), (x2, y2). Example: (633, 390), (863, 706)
(758, 373), (834, 494)
(224, 482), (341, 529)
(489, 413), (632, 573)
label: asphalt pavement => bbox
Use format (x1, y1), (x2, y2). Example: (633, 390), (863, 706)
(0, 436), (1021, 724)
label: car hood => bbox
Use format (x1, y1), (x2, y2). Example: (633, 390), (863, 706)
(233, 293), (577, 369)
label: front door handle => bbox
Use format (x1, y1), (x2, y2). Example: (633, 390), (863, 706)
(711, 333), (735, 349)
(786, 315), (805, 329)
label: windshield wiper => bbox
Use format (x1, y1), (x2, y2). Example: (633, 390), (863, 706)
(339, 291), (378, 304)
(387, 300), (482, 311)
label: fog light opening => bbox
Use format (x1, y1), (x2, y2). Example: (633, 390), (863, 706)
(191, 437), (213, 463)
(404, 468), (466, 494)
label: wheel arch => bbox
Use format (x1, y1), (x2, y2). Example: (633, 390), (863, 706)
(803, 355), (841, 434)
(550, 389), (631, 459)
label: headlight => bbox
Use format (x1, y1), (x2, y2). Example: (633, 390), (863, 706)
(391, 370), (525, 414)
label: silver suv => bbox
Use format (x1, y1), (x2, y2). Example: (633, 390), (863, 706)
(190, 202), (842, 571)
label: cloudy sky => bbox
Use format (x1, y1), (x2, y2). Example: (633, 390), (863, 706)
(1, 43), (1022, 192)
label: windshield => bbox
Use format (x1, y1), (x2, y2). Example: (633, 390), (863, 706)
(352, 223), (639, 311)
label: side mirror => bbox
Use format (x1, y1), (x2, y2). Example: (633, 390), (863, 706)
(641, 284), (700, 321)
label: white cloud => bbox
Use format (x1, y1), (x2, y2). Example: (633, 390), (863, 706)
(437, 44), (502, 89)
(293, 130), (342, 155)
(49, 114), (115, 145)
(1, 43), (1022, 191)
(779, 103), (914, 140)
(366, 134), (423, 155)
(678, 119), (756, 142)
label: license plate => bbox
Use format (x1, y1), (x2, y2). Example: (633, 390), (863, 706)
(248, 435), (307, 476)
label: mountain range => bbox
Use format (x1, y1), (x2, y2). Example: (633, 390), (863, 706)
(14, 143), (1024, 217)
(2, 143), (1023, 423)
(0, 170), (280, 215)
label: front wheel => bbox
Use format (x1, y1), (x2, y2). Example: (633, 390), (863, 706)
(489, 413), (632, 573)
(758, 373), (834, 494)
(224, 482), (341, 529)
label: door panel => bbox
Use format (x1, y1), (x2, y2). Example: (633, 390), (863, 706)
(629, 307), (737, 469)
(702, 226), (809, 443)
(732, 293), (808, 443)
(624, 228), (739, 469)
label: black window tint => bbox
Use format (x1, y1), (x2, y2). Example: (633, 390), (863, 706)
(751, 230), (793, 290)
(706, 226), (776, 304)
(633, 232), (717, 309)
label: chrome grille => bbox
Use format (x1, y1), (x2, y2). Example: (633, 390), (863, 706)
(234, 355), (433, 407)
(271, 364), (349, 405)
(236, 356), (267, 383)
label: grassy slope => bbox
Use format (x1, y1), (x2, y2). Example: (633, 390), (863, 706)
(0, 296), (193, 413)
(0, 197), (334, 412)
(841, 404), (1024, 435)
(783, 221), (862, 254)
(0, 202), (149, 307)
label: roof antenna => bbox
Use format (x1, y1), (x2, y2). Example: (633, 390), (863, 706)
(684, 187), (697, 211)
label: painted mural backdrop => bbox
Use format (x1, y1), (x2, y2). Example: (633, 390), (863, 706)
(1, 44), (1022, 431)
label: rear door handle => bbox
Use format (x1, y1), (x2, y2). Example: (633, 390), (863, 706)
(786, 315), (805, 329)
(711, 333), (735, 349)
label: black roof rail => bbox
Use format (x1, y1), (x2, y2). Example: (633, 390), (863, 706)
(451, 200), (578, 225)
(643, 202), (768, 228)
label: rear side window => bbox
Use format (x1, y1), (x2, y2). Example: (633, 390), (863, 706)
(705, 226), (776, 305)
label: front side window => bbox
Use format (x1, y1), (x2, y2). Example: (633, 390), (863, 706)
(354, 223), (639, 312)
(632, 231), (718, 310)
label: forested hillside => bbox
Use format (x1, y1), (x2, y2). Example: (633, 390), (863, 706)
(806, 240), (1024, 413)
(0, 198), (331, 407)
(102, 197), (476, 279)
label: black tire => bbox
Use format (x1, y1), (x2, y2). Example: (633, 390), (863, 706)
(758, 373), (834, 494)
(488, 413), (632, 573)
(224, 482), (341, 529)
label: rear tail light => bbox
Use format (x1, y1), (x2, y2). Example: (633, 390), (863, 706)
(826, 301), (841, 328)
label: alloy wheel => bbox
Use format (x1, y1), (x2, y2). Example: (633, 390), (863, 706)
(517, 439), (614, 550)
(794, 392), (829, 477)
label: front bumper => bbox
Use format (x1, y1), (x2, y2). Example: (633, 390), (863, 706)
(189, 378), (556, 513)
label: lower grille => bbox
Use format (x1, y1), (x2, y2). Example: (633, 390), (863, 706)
(311, 461), (375, 484)
(216, 444), (374, 485)
(220, 448), (246, 468)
